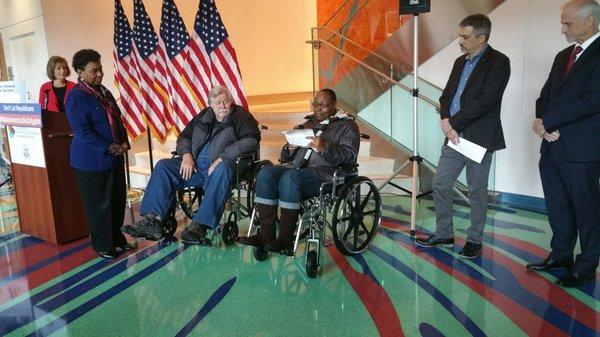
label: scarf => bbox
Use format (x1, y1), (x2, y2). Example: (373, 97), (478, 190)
(75, 80), (129, 146)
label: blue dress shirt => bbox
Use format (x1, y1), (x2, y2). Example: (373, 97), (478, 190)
(449, 45), (488, 116)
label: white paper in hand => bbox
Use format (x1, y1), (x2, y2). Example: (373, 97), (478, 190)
(283, 129), (314, 147)
(447, 137), (487, 163)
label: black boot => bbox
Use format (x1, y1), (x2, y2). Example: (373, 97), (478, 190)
(265, 208), (299, 254)
(121, 214), (163, 241)
(238, 204), (277, 247)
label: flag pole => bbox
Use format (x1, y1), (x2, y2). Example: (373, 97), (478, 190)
(146, 127), (154, 172)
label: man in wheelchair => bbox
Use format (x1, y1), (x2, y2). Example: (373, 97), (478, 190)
(238, 88), (360, 254)
(123, 86), (260, 245)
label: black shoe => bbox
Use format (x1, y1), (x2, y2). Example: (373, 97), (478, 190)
(526, 258), (573, 271)
(264, 238), (293, 255)
(181, 222), (212, 246)
(115, 242), (136, 252)
(556, 272), (595, 287)
(238, 234), (266, 247)
(95, 249), (119, 259)
(122, 216), (163, 241)
(414, 235), (454, 248)
(458, 242), (482, 259)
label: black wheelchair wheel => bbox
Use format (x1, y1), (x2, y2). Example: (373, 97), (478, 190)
(177, 187), (203, 219)
(332, 176), (381, 256)
(306, 250), (319, 278)
(246, 160), (273, 212)
(162, 216), (178, 238)
(253, 246), (268, 261)
(222, 221), (239, 245)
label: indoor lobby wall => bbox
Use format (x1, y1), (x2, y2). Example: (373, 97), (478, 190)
(0, 0), (49, 102)
(418, 0), (569, 199)
(41, 0), (317, 97)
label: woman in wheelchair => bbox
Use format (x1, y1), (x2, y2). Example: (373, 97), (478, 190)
(122, 86), (260, 245)
(238, 89), (360, 255)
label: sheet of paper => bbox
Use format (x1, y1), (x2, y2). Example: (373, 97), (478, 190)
(283, 129), (314, 147)
(447, 137), (487, 163)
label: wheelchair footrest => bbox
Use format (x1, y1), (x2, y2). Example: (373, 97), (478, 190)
(281, 249), (295, 257)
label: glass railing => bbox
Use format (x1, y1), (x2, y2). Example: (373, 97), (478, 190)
(309, 27), (496, 190)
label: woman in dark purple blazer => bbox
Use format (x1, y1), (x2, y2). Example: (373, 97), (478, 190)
(65, 49), (133, 259)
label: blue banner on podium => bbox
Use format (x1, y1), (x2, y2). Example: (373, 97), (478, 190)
(0, 103), (42, 128)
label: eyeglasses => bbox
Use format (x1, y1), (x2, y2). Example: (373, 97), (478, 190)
(311, 101), (333, 109)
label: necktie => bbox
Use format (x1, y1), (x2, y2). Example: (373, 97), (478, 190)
(564, 45), (583, 75)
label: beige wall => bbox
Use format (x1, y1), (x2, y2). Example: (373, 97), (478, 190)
(41, 0), (316, 96)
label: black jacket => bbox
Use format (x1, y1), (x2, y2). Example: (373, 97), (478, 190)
(281, 115), (360, 181)
(439, 45), (511, 151)
(176, 105), (260, 166)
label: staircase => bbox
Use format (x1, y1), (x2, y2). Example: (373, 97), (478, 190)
(127, 97), (397, 189)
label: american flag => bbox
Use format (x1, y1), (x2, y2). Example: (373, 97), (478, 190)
(195, 0), (248, 110)
(113, 0), (146, 138)
(159, 0), (208, 132)
(131, 0), (171, 141)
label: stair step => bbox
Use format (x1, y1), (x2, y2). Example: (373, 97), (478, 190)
(249, 100), (311, 114)
(252, 111), (310, 128)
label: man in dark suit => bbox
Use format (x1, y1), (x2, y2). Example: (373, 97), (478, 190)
(416, 14), (510, 258)
(527, 0), (600, 287)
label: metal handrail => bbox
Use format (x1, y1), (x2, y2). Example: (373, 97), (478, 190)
(315, 26), (444, 94)
(314, 26), (397, 69)
(307, 38), (440, 109)
(322, 0), (354, 27)
(336, 0), (372, 34)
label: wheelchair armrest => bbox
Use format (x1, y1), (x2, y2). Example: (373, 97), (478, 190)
(333, 163), (359, 182)
(236, 151), (257, 163)
(330, 163), (359, 198)
(337, 163), (359, 170)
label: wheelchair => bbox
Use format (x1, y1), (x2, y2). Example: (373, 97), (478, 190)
(161, 151), (272, 246)
(246, 163), (382, 278)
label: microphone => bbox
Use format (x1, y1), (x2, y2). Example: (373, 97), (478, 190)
(43, 89), (50, 110)
(303, 129), (323, 161)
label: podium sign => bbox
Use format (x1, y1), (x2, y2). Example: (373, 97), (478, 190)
(1, 103), (89, 244)
(0, 103), (46, 168)
(0, 81), (26, 104)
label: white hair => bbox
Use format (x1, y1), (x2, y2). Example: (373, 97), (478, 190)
(570, 0), (600, 24)
(208, 86), (233, 104)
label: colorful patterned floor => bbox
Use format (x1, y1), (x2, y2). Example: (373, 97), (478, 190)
(0, 194), (598, 336)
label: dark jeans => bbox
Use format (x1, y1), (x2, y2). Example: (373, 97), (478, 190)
(255, 165), (324, 209)
(76, 156), (127, 252)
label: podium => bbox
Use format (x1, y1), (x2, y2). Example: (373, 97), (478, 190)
(3, 106), (88, 244)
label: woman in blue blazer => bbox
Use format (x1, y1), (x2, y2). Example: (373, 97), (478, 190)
(66, 49), (133, 258)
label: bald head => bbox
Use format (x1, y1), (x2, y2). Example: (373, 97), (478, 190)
(561, 0), (600, 43)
